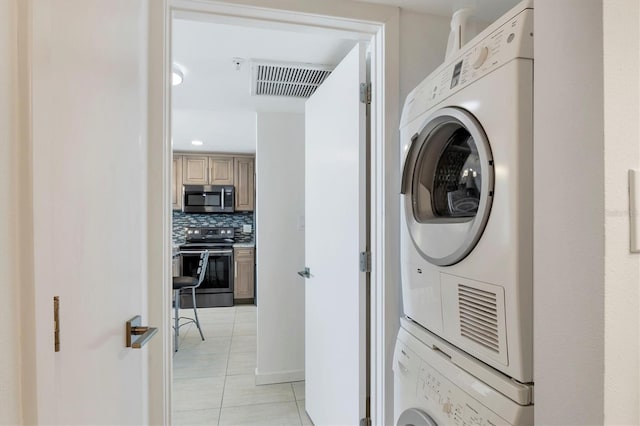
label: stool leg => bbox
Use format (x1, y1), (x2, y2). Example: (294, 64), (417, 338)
(174, 288), (180, 352)
(191, 288), (205, 341)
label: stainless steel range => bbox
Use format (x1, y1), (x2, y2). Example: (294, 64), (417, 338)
(178, 226), (235, 308)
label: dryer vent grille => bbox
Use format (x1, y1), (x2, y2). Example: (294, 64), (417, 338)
(251, 61), (333, 98)
(458, 284), (500, 353)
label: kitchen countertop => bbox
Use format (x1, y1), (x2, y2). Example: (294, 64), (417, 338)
(233, 242), (255, 248)
(172, 242), (255, 254)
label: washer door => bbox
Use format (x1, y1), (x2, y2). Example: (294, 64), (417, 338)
(401, 107), (494, 266)
(397, 408), (438, 426)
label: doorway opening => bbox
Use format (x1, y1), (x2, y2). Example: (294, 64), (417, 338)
(148, 2), (400, 425)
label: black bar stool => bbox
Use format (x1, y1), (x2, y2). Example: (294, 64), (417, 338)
(173, 250), (209, 352)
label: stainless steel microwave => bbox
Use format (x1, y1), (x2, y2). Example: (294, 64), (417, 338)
(183, 185), (234, 213)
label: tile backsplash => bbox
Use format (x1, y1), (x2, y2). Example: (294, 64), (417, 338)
(172, 211), (254, 245)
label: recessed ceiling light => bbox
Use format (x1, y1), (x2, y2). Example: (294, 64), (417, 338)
(172, 69), (184, 86)
(191, 140), (203, 146)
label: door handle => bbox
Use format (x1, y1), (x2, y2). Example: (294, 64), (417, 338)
(126, 315), (158, 349)
(297, 267), (312, 279)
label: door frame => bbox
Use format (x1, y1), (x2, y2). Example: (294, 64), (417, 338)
(147, 1), (400, 424)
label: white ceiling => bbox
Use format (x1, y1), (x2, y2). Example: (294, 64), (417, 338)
(171, 0), (520, 153)
(171, 20), (358, 153)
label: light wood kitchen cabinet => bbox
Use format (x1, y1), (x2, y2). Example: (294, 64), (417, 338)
(182, 156), (209, 185)
(234, 247), (255, 300)
(172, 155), (183, 211)
(182, 155), (234, 186)
(175, 153), (254, 212)
(234, 156), (255, 211)
(209, 156), (234, 185)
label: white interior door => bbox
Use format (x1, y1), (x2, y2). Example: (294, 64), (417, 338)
(30, 1), (154, 423)
(304, 43), (368, 426)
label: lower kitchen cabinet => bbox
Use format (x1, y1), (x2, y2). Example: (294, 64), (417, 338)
(234, 247), (255, 301)
(172, 255), (180, 277)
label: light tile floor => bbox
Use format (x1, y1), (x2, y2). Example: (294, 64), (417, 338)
(172, 305), (312, 426)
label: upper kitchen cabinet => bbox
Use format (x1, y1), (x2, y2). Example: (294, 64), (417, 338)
(209, 156), (234, 185)
(182, 156), (209, 185)
(172, 155), (183, 211)
(182, 155), (234, 185)
(174, 153), (254, 212)
(234, 156), (255, 212)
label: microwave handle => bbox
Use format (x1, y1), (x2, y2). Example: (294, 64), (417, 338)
(221, 190), (224, 210)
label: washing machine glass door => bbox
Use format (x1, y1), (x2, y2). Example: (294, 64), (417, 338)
(397, 408), (438, 426)
(401, 107), (494, 266)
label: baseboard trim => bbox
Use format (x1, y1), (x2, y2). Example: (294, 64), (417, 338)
(254, 368), (304, 385)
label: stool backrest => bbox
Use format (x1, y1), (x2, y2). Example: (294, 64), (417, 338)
(196, 251), (210, 287)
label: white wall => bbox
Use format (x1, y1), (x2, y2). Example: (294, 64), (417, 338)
(603, 1), (640, 423)
(255, 112), (306, 384)
(0, 0), (21, 423)
(534, 2), (606, 423)
(535, 2), (640, 423)
(399, 10), (451, 102)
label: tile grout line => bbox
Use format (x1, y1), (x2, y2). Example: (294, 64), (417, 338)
(218, 306), (237, 426)
(293, 384), (304, 426)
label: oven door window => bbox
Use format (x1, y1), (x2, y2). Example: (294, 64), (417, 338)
(181, 252), (232, 291)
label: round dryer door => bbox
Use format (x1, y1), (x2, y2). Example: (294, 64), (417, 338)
(397, 408), (438, 426)
(401, 107), (494, 266)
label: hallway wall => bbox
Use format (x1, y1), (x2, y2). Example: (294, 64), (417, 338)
(255, 112), (306, 384)
(0, 0), (22, 423)
(535, 2), (640, 423)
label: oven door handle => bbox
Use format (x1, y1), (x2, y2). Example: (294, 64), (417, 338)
(179, 249), (233, 255)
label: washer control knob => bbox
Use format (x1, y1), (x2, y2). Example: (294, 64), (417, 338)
(472, 46), (489, 69)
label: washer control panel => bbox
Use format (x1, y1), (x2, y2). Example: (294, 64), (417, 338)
(400, 7), (533, 128)
(394, 326), (533, 426)
(417, 361), (506, 426)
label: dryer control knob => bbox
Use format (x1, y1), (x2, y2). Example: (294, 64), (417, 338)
(472, 46), (489, 69)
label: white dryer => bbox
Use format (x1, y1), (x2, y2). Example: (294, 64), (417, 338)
(394, 318), (533, 426)
(399, 0), (533, 383)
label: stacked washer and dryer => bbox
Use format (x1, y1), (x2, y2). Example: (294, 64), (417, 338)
(395, 1), (534, 425)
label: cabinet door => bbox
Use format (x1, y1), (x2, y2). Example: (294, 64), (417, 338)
(172, 155), (182, 211)
(234, 248), (255, 299)
(182, 156), (209, 185)
(234, 156), (255, 211)
(209, 156), (234, 185)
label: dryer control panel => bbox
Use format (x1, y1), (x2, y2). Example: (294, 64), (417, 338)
(400, 6), (533, 129)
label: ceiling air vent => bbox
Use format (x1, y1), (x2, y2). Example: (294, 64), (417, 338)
(250, 60), (333, 98)
(458, 284), (500, 353)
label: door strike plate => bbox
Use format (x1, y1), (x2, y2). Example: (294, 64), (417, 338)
(53, 296), (60, 352)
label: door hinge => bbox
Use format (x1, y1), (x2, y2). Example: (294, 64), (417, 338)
(360, 417), (372, 426)
(360, 82), (371, 104)
(360, 251), (371, 273)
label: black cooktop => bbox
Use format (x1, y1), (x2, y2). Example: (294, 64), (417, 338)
(180, 226), (235, 249)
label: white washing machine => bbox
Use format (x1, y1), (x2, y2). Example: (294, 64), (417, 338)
(399, 0), (534, 383)
(394, 318), (533, 426)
